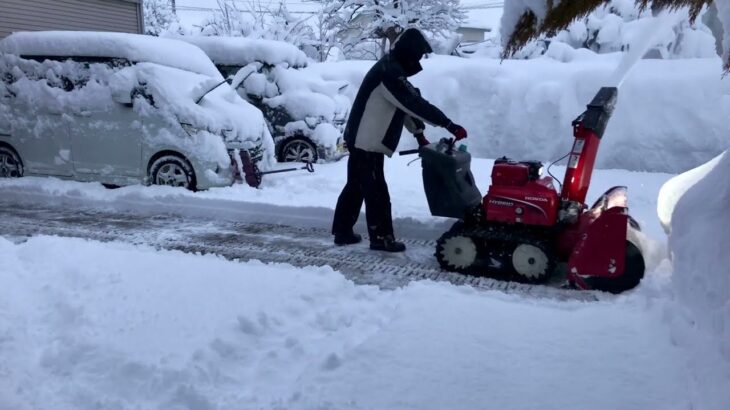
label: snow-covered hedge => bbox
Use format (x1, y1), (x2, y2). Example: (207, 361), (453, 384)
(307, 55), (729, 172)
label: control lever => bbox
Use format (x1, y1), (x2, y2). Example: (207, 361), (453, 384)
(399, 149), (419, 156)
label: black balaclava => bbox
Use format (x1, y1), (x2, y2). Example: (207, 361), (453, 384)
(390, 28), (433, 77)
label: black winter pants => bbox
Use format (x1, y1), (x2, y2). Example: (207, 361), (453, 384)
(332, 148), (393, 239)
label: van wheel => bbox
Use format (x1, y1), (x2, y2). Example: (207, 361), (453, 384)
(278, 137), (318, 163)
(149, 155), (196, 190)
(0, 146), (23, 178)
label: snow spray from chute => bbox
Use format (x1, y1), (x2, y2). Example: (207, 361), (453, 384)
(607, 12), (674, 87)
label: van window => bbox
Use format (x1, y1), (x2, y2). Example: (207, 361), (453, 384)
(17, 56), (132, 92)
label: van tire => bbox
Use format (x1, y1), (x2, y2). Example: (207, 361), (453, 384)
(0, 145), (23, 178)
(149, 154), (196, 191)
(278, 137), (318, 163)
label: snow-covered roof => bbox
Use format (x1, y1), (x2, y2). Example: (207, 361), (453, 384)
(170, 35), (308, 68)
(0, 31), (222, 78)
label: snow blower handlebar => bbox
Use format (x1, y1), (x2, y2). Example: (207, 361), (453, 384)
(399, 138), (456, 156)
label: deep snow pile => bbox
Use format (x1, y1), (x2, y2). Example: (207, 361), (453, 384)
(306, 55), (730, 173)
(657, 150), (726, 233)
(0, 235), (691, 409)
(662, 150), (730, 408)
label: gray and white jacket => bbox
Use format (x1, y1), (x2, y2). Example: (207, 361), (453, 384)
(343, 54), (451, 156)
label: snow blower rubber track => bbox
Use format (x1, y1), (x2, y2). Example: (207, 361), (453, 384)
(436, 222), (556, 284)
(0, 198), (600, 302)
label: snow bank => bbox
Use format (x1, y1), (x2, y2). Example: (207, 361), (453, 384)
(0, 31), (221, 78)
(171, 35), (309, 68)
(657, 151), (726, 233)
(306, 55), (730, 173)
(0, 235), (692, 409)
(665, 150), (730, 408)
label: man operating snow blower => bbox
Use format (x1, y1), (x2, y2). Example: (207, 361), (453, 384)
(332, 28), (467, 252)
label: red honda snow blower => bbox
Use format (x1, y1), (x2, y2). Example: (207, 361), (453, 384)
(417, 87), (645, 293)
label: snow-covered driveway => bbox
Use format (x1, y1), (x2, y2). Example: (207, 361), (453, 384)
(1, 236), (688, 410)
(0, 156), (699, 409)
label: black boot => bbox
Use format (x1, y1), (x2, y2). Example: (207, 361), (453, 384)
(370, 235), (406, 252)
(334, 232), (362, 246)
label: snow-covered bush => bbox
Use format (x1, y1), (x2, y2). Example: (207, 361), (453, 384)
(143, 0), (182, 36)
(500, 0), (717, 60)
(555, 1), (716, 58)
(318, 0), (466, 59)
(198, 0), (316, 56)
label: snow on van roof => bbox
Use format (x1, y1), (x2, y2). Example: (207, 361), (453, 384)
(171, 36), (308, 68)
(0, 31), (222, 79)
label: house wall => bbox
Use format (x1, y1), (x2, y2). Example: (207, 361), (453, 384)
(0, 0), (143, 39)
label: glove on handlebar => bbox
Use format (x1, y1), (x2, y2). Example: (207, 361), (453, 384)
(446, 122), (467, 141)
(415, 133), (430, 147)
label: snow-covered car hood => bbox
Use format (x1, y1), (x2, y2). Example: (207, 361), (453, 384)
(126, 63), (273, 152)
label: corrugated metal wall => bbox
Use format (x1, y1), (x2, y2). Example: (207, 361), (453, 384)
(0, 0), (143, 39)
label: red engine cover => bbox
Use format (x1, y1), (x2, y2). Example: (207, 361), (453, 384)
(491, 161), (529, 186)
(484, 177), (559, 226)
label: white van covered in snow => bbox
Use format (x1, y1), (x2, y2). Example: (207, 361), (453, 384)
(172, 36), (350, 163)
(0, 31), (274, 190)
